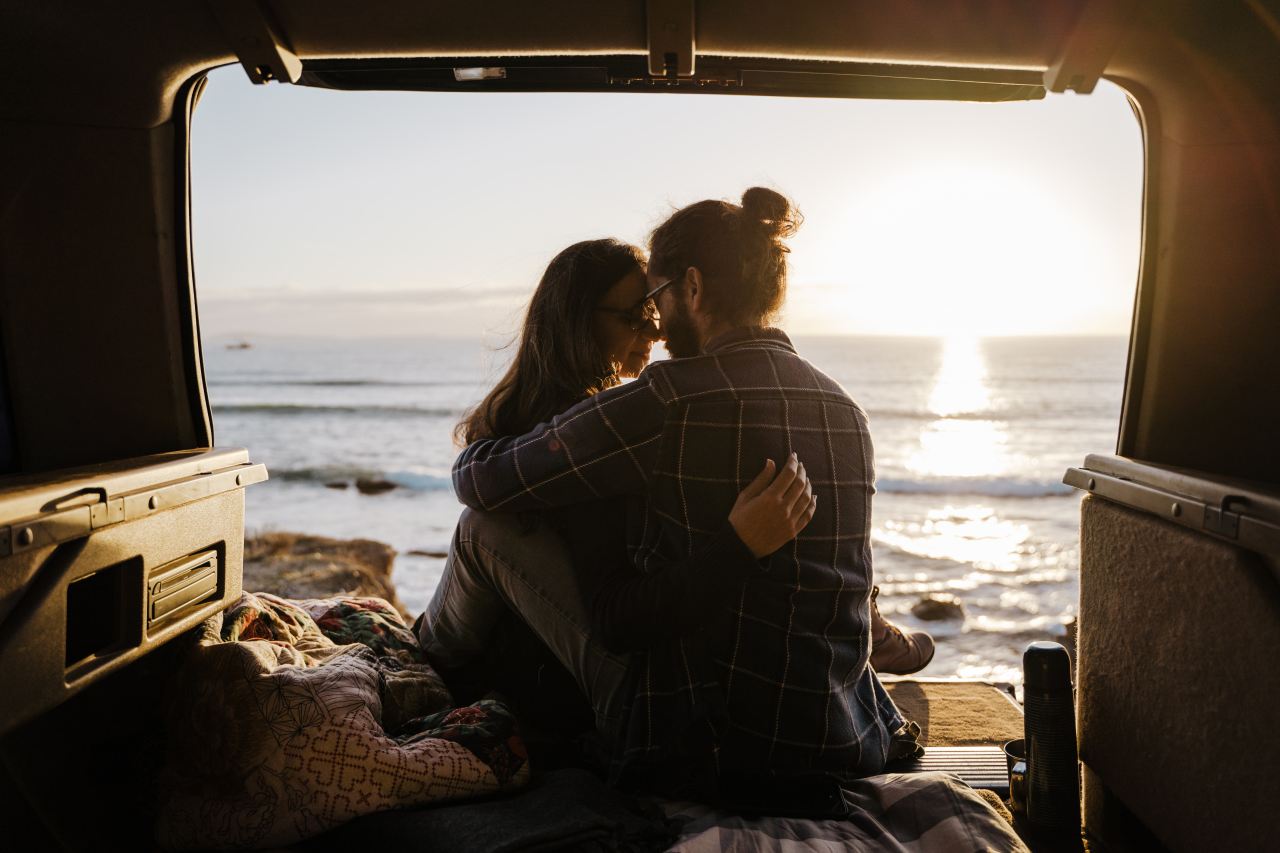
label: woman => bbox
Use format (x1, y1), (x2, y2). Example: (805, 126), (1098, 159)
(439, 238), (815, 732)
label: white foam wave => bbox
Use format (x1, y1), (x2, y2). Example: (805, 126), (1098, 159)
(876, 477), (1072, 498)
(274, 466), (453, 491)
(386, 469), (454, 491)
(275, 466), (1071, 499)
(216, 403), (459, 417)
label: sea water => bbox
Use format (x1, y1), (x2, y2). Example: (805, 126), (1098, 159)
(206, 334), (1127, 686)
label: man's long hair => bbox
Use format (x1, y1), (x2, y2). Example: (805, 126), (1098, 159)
(648, 186), (801, 328)
(455, 239), (645, 445)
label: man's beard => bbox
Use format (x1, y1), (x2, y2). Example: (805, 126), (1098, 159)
(663, 300), (701, 358)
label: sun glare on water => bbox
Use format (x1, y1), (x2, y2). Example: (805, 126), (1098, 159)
(876, 505), (1031, 572)
(881, 336), (1032, 578)
(908, 336), (1009, 480)
(927, 335), (988, 417)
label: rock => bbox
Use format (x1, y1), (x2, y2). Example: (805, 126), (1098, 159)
(242, 532), (409, 618)
(408, 549), (448, 558)
(324, 481), (349, 490)
(911, 593), (966, 621)
(355, 477), (397, 495)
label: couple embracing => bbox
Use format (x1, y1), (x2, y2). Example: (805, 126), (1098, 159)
(417, 188), (934, 798)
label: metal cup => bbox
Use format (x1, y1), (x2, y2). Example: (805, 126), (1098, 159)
(1004, 738), (1028, 817)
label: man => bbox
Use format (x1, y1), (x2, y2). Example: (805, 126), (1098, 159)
(423, 189), (931, 789)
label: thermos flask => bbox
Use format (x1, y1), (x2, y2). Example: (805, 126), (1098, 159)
(1023, 641), (1081, 834)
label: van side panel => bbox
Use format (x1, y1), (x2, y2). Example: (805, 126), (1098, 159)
(0, 330), (13, 474)
(1078, 495), (1280, 853)
(1111, 4), (1280, 482)
(0, 118), (206, 472)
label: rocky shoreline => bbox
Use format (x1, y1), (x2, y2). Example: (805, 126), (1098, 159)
(241, 532), (1076, 668)
(242, 532), (411, 619)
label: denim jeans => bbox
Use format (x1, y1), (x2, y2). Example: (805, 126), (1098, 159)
(419, 508), (635, 737)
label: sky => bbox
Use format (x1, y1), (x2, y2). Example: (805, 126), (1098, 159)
(192, 66), (1143, 341)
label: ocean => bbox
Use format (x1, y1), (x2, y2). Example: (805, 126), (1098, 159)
(205, 334), (1127, 687)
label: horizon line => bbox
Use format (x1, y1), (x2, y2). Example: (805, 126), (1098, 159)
(204, 330), (1131, 342)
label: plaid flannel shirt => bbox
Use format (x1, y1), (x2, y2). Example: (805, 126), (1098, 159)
(454, 327), (904, 777)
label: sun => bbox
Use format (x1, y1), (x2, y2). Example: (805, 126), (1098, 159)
(789, 160), (1105, 337)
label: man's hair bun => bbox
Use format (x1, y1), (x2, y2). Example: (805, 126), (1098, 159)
(646, 187), (801, 327)
(741, 187), (802, 238)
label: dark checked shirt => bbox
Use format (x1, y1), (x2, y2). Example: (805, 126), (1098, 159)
(453, 327), (904, 778)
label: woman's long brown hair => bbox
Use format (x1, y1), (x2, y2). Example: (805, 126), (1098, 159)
(455, 239), (646, 445)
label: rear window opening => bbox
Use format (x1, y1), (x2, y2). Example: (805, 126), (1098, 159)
(191, 66), (1142, 686)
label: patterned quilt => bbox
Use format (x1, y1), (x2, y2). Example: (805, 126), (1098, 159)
(664, 772), (1030, 852)
(156, 593), (1028, 852)
(155, 592), (529, 850)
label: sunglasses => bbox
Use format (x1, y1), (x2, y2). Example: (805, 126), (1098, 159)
(595, 274), (680, 332)
(642, 274), (680, 304)
(596, 299), (660, 332)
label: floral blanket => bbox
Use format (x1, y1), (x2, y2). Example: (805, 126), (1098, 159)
(155, 593), (529, 850)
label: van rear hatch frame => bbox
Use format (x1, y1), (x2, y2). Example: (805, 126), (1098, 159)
(298, 54), (1046, 102)
(1064, 453), (1280, 573)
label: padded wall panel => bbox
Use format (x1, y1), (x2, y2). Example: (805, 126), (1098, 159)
(1122, 128), (1280, 481)
(0, 329), (12, 473)
(1078, 496), (1280, 853)
(0, 119), (205, 472)
(1110, 2), (1280, 483)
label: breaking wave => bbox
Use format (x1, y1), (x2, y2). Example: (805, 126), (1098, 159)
(209, 378), (456, 388)
(215, 403), (460, 417)
(867, 408), (1011, 422)
(876, 477), (1072, 498)
(273, 466), (453, 491)
(270, 465), (1069, 500)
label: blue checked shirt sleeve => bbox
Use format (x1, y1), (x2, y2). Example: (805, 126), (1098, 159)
(452, 373), (668, 511)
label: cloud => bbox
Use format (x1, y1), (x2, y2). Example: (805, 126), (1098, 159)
(203, 284), (530, 307)
(198, 286), (531, 340)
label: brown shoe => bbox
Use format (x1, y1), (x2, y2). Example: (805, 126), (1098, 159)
(869, 586), (936, 675)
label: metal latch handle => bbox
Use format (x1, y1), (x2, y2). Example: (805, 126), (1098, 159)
(49, 488), (107, 513)
(648, 0), (696, 78)
(1204, 494), (1248, 539)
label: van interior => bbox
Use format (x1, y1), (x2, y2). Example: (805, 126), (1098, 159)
(1, 2), (1278, 851)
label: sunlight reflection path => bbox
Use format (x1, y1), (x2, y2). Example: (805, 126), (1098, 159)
(928, 335), (989, 417)
(908, 336), (1009, 480)
(888, 336), (1026, 579)
(859, 335), (1086, 684)
(876, 505), (1030, 571)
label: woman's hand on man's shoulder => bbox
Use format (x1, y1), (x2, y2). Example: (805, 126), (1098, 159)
(728, 453), (817, 559)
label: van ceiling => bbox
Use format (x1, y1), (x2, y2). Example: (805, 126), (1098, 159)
(0, 1), (1084, 129)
